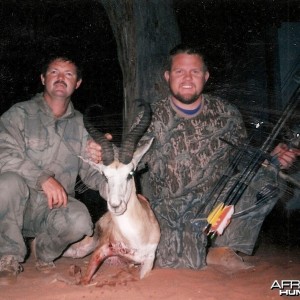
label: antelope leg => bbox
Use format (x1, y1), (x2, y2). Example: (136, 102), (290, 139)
(80, 244), (112, 285)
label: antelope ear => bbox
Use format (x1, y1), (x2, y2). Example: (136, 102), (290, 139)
(132, 137), (154, 166)
(78, 155), (104, 173)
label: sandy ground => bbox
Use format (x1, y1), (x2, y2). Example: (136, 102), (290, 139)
(1, 237), (299, 300)
(1, 201), (299, 300)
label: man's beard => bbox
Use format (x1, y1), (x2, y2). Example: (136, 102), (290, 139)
(170, 89), (200, 105)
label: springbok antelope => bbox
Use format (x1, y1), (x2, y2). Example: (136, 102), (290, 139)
(64, 102), (160, 285)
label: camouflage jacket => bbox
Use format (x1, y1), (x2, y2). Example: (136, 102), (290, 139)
(142, 94), (247, 207)
(0, 93), (103, 196)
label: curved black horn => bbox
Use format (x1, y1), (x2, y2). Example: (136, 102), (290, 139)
(119, 99), (152, 164)
(83, 104), (114, 165)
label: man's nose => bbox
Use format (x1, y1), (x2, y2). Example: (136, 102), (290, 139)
(58, 72), (65, 80)
(183, 72), (192, 80)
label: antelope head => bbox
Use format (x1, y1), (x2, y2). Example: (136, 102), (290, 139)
(84, 101), (153, 216)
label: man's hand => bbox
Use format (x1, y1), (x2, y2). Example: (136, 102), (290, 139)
(86, 140), (102, 164)
(41, 177), (68, 209)
(86, 134), (112, 164)
(271, 143), (300, 169)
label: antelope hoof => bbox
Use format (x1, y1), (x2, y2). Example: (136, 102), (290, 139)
(80, 276), (91, 286)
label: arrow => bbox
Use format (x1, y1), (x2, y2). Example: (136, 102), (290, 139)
(208, 205), (234, 237)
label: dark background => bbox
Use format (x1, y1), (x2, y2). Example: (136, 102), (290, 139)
(1, 1), (299, 112)
(0, 0), (123, 130)
(0, 0), (299, 246)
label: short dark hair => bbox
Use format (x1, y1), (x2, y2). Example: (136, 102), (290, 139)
(41, 56), (82, 80)
(166, 43), (208, 72)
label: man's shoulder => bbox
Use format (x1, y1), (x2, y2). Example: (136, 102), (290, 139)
(71, 108), (84, 124)
(11, 93), (42, 108)
(3, 93), (42, 116)
(151, 97), (170, 110)
(72, 106), (83, 117)
(204, 93), (229, 106)
(204, 93), (241, 115)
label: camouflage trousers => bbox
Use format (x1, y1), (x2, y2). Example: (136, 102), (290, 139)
(0, 172), (93, 263)
(151, 167), (281, 269)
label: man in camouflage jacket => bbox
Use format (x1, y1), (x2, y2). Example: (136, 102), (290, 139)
(0, 57), (104, 284)
(140, 44), (298, 270)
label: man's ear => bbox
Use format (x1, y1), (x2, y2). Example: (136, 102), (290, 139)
(205, 71), (210, 83)
(164, 70), (170, 82)
(75, 79), (82, 89)
(40, 74), (45, 85)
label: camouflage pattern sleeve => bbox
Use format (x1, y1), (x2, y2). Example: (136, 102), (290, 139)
(0, 105), (51, 190)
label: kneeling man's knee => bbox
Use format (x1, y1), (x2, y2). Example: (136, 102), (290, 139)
(0, 172), (29, 206)
(50, 201), (93, 242)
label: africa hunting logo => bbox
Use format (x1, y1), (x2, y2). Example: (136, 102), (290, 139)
(271, 280), (300, 296)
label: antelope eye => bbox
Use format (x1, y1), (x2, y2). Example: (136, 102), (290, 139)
(127, 170), (135, 180)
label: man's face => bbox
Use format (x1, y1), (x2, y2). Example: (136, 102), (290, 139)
(41, 59), (82, 99)
(164, 53), (209, 105)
